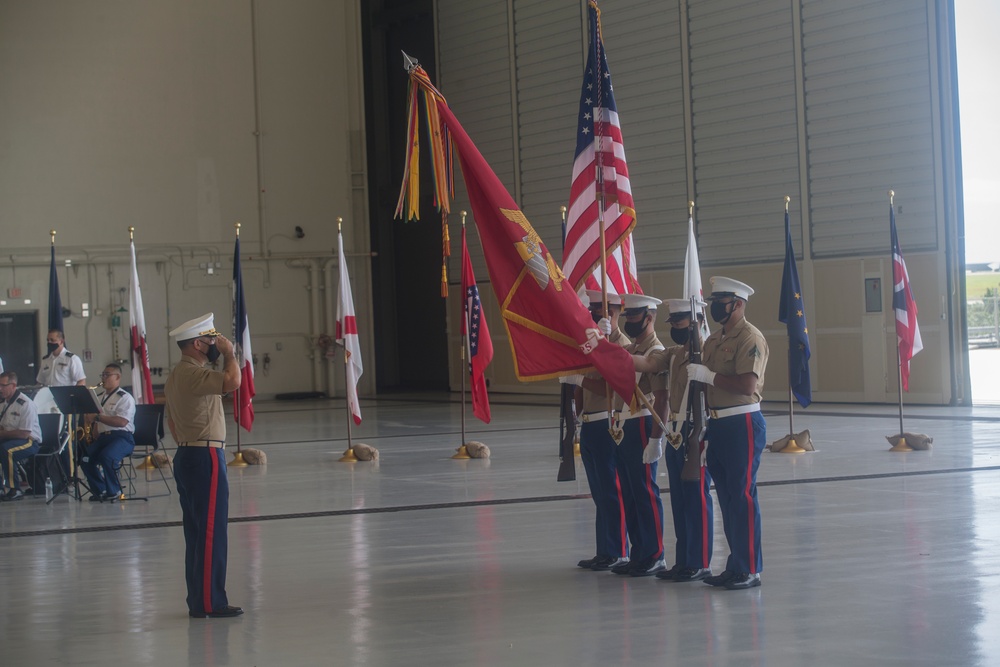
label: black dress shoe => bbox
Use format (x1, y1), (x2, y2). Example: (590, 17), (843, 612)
(4, 488), (23, 502)
(672, 567), (712, 582)
(89, 494), (103, 502)
(577, 556), (600, 569)
(630, 558), (666, 577)
(724, 573), (761, 590)
(655, 564), (682, 580)
(591, 556), (628, 571)
(704, 570), (736, 587)
(611, 560), (634, 575)
(190, 605), (244, 619)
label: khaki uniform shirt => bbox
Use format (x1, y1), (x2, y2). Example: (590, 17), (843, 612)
(581, 329), (630, 414)
(646, 345), (692, 418)
(164, 355), (227, 443)
(629, 332), (668, 398)
(702, 317), (768, 408)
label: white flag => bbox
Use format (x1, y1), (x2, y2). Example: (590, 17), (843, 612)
(128, 239), (154, 404)
(683, 215), (711, 340)
(336, 230), (363, 425)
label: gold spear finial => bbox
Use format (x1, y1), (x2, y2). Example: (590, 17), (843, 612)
(688, 201), (695, 216)
(889, 189), (895, 205)
(234, 221), (241, 237)
(50, 230), (56, 244)
(784, 195), (790, 212)
(460, 210), (467, 228)
(337, 216), (343, 233)
(128, 226), (135, 241)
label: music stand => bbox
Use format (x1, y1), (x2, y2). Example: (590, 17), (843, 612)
(48, 386), (101, 501)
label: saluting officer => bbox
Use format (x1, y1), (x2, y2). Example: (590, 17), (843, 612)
(607, 293), (666, 577)
(0, 372), (42, 501)
(80, 363), (136, 502)
(37, 329), (87, 387)
(165, 313), (243, 619)
(633, 299), (715, 582)
(687, 277), (768, 590)
(570, 289), (634, 572)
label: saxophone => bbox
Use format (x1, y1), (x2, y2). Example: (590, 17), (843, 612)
(75, 384), (102, 446)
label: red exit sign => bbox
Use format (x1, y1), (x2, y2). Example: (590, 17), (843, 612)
(7, 287), (21, 299)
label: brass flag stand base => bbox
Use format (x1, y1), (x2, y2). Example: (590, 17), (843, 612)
(135, 455), (156, 470)
(888, 436), (913, 453)
(228, 451), (250, 467)
(780, 437), (807, 454)
(338, 447), (360, 462)
(452, 445), (472, 459)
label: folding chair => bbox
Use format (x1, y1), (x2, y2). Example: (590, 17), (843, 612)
(126, 404), (172, 498)
(32, 413), (71, 504)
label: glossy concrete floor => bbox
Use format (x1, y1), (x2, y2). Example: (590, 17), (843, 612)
(2, 395), (1000, 666)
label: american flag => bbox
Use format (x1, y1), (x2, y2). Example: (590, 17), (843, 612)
(462, 225), (493, 423)
(891, 202), (922, 391)
(563, 0), (640, 297)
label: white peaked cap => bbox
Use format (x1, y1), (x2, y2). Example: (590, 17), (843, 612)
(622, 294), (662, 310)
(169, 313), (219, 341)
(586, 289), (623, 306)
(709, 276), (755, 300)
(577, 288), (590, 308)
(666, 297), (707, 316)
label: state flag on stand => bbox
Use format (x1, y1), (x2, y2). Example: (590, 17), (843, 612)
(128, 237), (154, 404)
(683, 213), (711, 341)
(233, 235), (256, 431)
(563, 0), (639, 296)
(891, 203), (922, 391)
(336, 230), (363, 425)
(778, 209), (812, 407)
(48, 241), (63, 333)
(462, 224), (493, 423)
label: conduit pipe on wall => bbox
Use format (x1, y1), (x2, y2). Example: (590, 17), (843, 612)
(286, 259), (324, 395)
(323, 257), (338, 400)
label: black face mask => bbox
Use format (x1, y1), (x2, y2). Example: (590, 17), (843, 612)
(669, 327), (690, 345)
(590, 311), (603, 325)
(623, 318), (646, 338)
(47, 342), (60, 355)
(205, 343), (221, 364)
(710, 301), (733, 324)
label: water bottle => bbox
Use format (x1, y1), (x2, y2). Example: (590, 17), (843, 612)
(45, 477), (53, 501)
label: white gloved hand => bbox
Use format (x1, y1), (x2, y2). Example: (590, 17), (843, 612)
(686, 363), (717, 386)
(643, 435), (665, 464)
(559, 374), (585, 386)
(597, 317), (612, 337)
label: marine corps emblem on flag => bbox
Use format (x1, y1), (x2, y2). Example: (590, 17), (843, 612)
(503, 208), (565, 292)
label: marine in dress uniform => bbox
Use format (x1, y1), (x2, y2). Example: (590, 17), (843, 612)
(0, 372), (42, 501)
(571, 290), (635, 572)
(687, 277), (768, 590)
(165, 313), (244, 619)
(36, 330), (87, 387)
(634, 299), (715, 582)
(608, 294), (666, 577)
(80, 364), (136, 501)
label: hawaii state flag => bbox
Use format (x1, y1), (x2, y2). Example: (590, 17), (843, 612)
(462, 225), (493, 423)
(778, 209), (812, 407)
(336, 230), (363, 425)
(128, 237), (154, 404)
(891, 203), (922, 391)
(233, 235), (256, 431)
(48, 241), (63, 333)
(564, 0), (639, 296)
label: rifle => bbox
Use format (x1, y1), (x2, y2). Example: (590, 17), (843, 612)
(681, 296), (709, 481)
(557, 382), (578, 481)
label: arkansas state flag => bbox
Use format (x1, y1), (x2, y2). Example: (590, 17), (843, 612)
(336, 230), (363, 425)
(436, 101), (636, 402)
(128, 238), (154, 404)
(891, 203), (922, 391)
(233, 235), (256, 431)
(462, 225), (493, 423)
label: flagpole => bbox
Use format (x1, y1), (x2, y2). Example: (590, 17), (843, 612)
(229, 222), (249, 467)
(888, 190), (912, 452)
(336, 217), (360, 462)
(779, 196), (806, 453)
(453, 212), (472, 459)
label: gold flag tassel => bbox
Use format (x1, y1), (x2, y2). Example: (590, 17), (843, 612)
(441, 211), (450, 298)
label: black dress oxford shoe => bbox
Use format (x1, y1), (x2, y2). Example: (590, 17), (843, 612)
(672, 567), (712, 582)
(629, 558), (666, 577)
(724, 573), (761, 590)
(578, 556), (600, 569)
(591, 556), (629, 571)
(655, 564), (682, 581)
(611, 560), (634, 575)
(704, 570), (735, 587)
(190, 605), (244, 619)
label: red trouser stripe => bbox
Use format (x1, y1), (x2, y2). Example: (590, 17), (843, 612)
(742, 413), (757, 574)
(700, 459), (710, 568)
(203, 451), (220, 613)
(614, 471), (627, 558)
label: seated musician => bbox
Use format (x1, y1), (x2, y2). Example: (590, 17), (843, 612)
(0, 372), (42, 502)
(80, 364), (136, 502)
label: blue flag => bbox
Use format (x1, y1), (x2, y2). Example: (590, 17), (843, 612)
(48, 244), (63, 333)
(778, 211), (811, 407)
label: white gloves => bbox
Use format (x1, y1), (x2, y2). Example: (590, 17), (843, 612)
(597, 317), (612, 336)
(559, 374), (584, 386)
(643, 435), (665, 464)
(686, 363), (717, 386)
